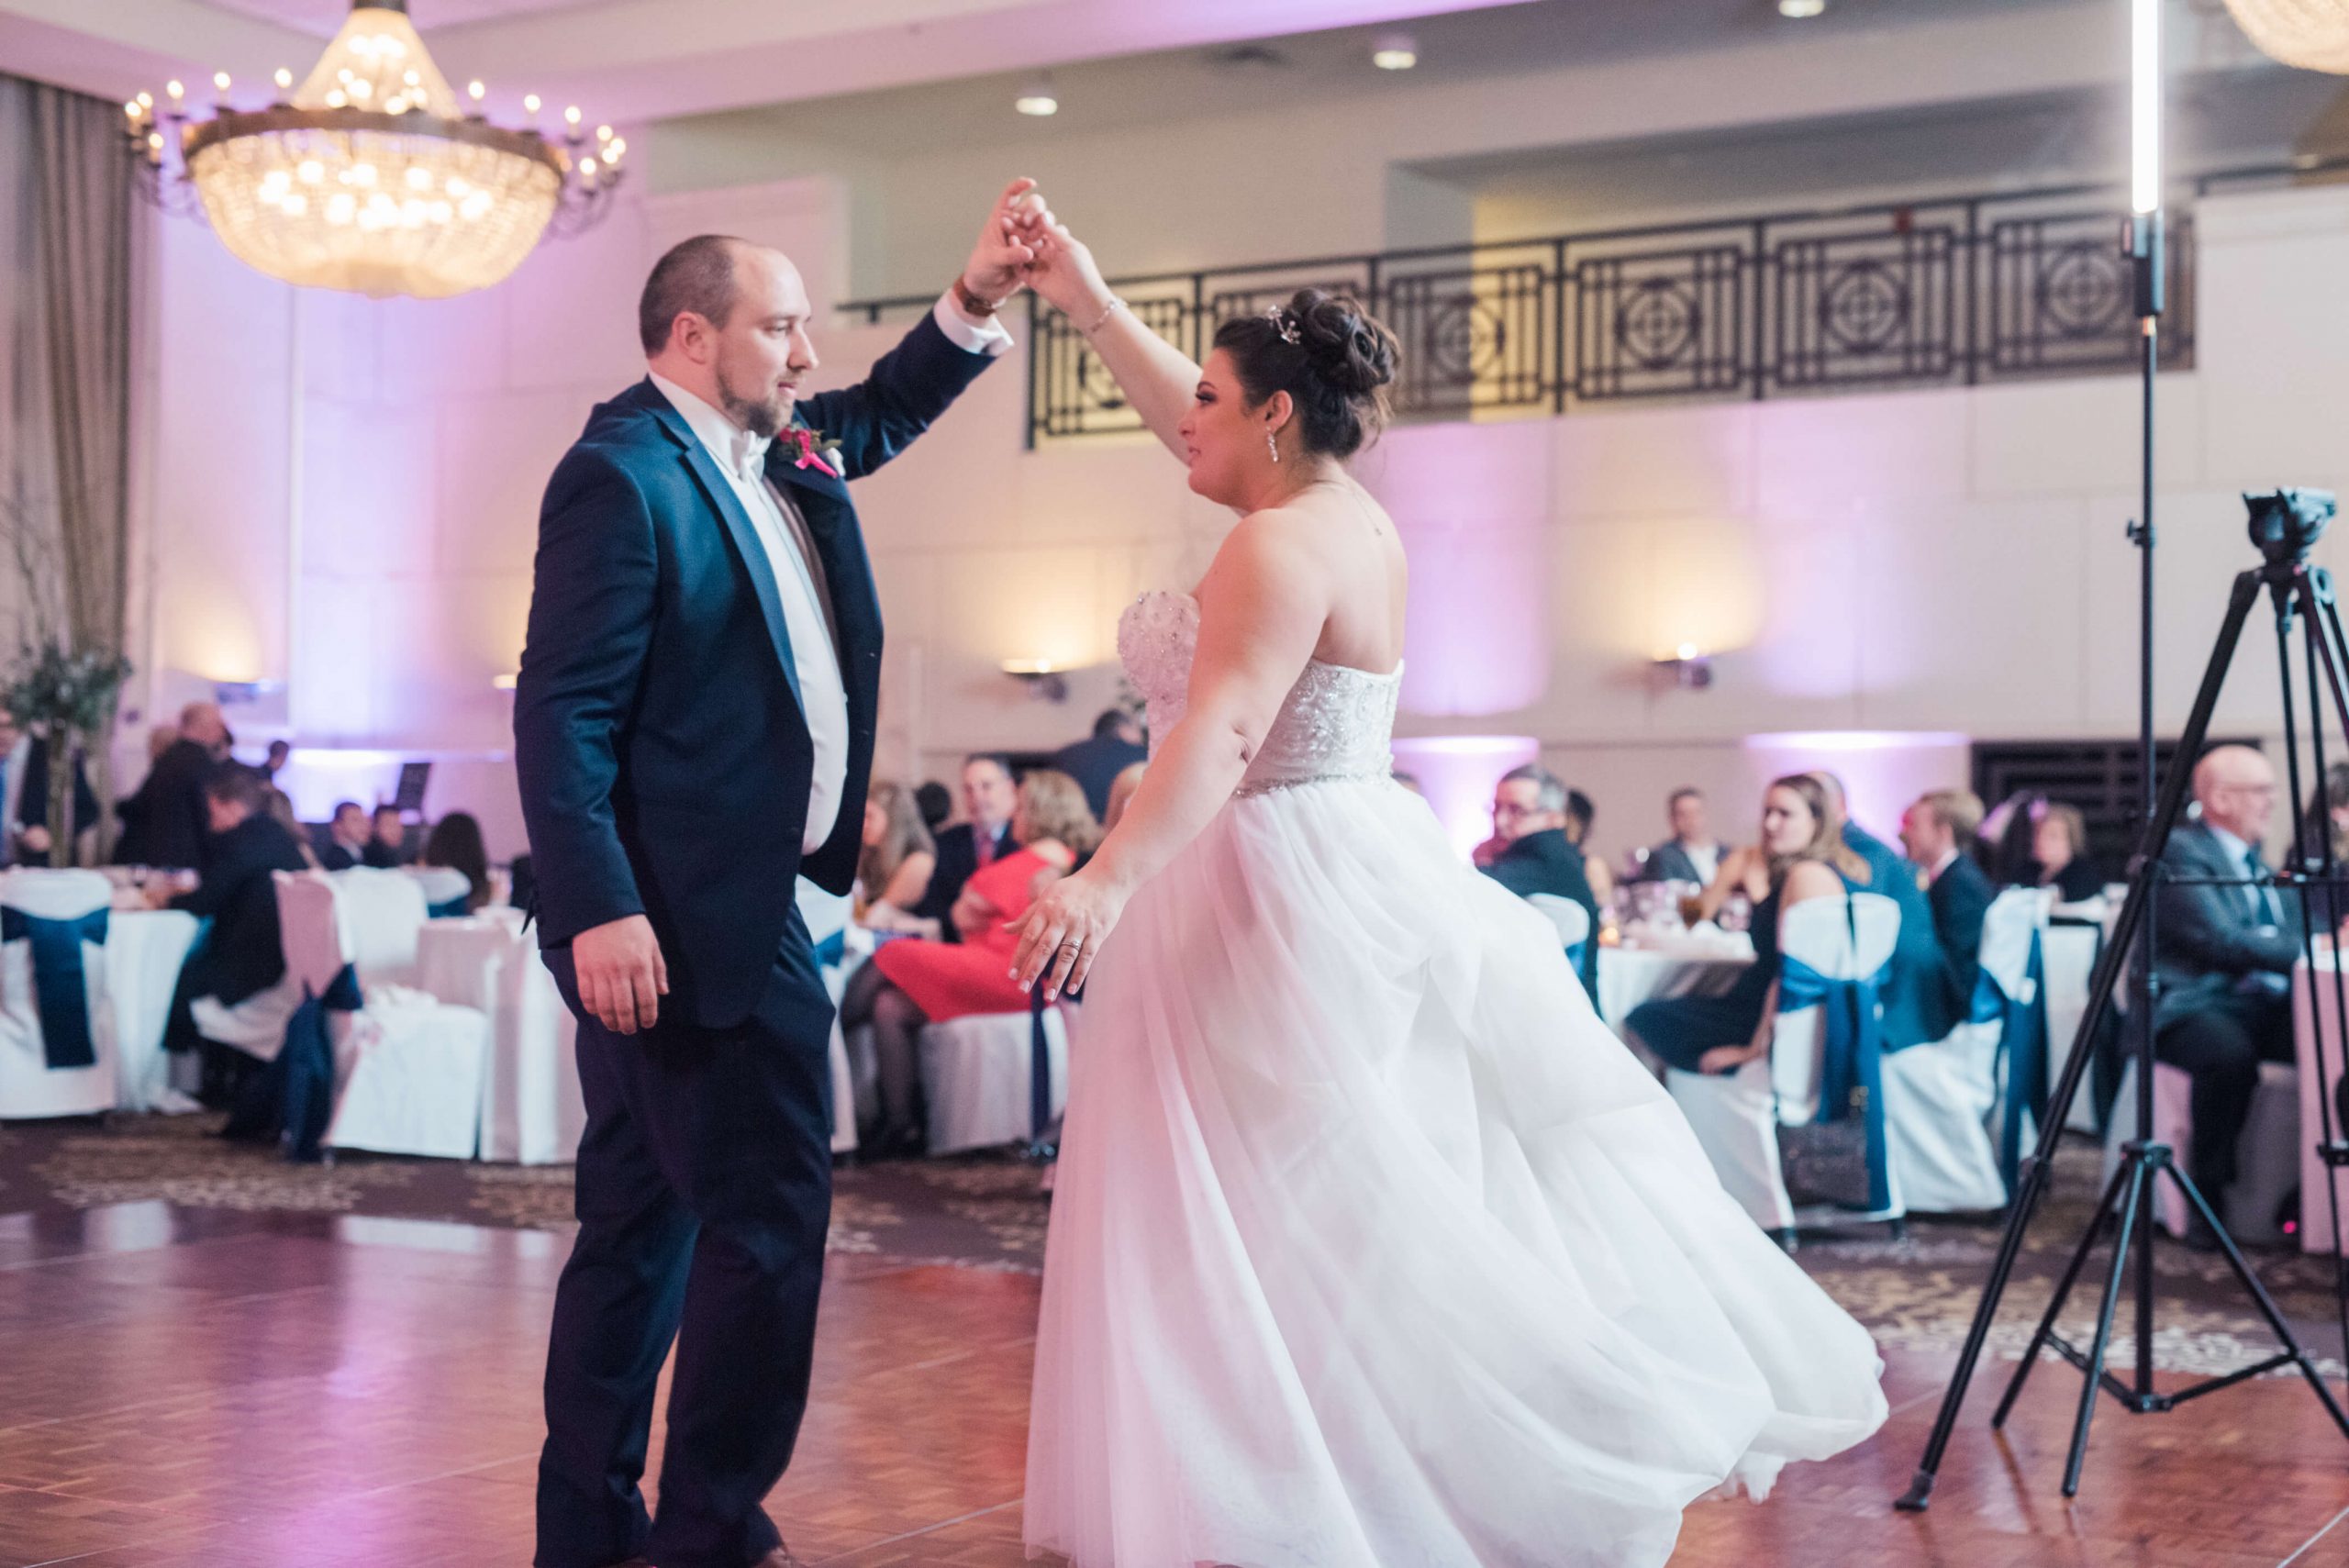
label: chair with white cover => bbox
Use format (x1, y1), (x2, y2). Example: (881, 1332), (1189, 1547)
(0, 869), (116, 1119)
(920, 1005), (1071, 1157)
(277, 871), (490, 1160)
(328, 866), (430, 990)
(1525, 893), (1592, 992)
(2104, 1057), (2299, 1243)
(1881, 886), (2035, 1214)
(796, 877), (860, 1157)
(1667, 890), (1905, 1237)
(408, 865), (475, 918)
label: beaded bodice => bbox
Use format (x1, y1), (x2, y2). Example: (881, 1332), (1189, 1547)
(1117, 590), (1400, 797)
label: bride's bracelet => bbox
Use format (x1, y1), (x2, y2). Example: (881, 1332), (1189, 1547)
(1082, 296), (1129, 337)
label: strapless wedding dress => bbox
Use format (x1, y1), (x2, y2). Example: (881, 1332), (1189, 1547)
(1022, 590), (1887, 1568)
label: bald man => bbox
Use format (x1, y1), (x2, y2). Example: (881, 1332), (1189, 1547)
(2149, 744), (2302, 1238)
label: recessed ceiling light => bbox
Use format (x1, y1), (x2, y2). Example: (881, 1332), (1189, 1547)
(1778, 0), (1828, 16)
(1372, 32), (1418, 70)
(1015, 76), (1058, 116)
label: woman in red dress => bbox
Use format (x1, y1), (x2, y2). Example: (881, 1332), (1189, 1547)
(841, 769), (1100, 1155)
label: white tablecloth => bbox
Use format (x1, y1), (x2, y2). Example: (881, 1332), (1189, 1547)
(109, 908), (202, 1112)
(416, 911), (583, 1164)
(1595, 942), (1754, 1025)
(2042, 922), (2104, 1133)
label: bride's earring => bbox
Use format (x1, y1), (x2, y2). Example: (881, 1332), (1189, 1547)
(1265, 426), (1281, 464)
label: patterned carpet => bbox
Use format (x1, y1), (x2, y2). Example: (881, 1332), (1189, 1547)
(3, 1112), (2344, 1380)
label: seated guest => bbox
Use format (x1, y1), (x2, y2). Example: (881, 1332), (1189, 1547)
(1050, 708), (1149, 821)
(363, 803), (410, 869)
(262, 739), (291, 782)
(1564, 787), (1617, 908)
(319, 801), (371, 872)
(840, 770), (1098, 1156)
(0, 706), (99, 866)
(1103, 762), (1147, 833)
(421, 812), (492, 914)
(915, 753), (1019, 943)
(914, 780), (954, 835)
(159, 765), (313, 1101)
(2149, 745), (2300, 1240)
(1809, 771), (1944, 1050)
(1481, 764), (1599, 992)
(2029, 802), (2104, 904)
(1625, 774), (1867, 1075)
(1900, 789), (1997, 1023)
(1636, 787), (1724, 886)
(117, 701), (229, 870)
(856, 781), (939, 937)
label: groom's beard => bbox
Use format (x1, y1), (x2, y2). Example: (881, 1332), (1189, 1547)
(717, 366), (792, 439)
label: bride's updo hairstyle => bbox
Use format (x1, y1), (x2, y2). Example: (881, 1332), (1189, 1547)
(1212, 288), (1400, 460)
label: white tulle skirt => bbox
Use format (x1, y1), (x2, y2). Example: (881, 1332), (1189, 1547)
(1023, 777), (1888, 1568)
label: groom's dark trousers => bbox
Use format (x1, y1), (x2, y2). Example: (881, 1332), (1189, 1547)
(517, 314), (996, 1568)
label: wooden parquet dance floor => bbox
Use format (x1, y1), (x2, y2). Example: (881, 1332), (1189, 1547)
(0, 1203), (2344, 1568)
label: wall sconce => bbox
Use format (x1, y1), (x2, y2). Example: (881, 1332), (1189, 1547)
(492, 673), (518, 691)
(213, 678), (284, 705)
(1001, 658), (1069, 703)
(1653, 643), (1714, 690)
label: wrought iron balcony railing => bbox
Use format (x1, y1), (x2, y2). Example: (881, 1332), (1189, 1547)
(842, 162), (2341, 449)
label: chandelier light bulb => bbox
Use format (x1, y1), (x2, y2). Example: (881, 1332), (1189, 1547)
(275, 68), (294, 91)
(213, 72), (231, 93)
(523, 93), (541, 114)
(166, 80), (184, 101)
(563, 104), (581, 127)
(468, 79), (485, 101)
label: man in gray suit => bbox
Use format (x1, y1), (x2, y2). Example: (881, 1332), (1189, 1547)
(2149, 745), (2302, 1230)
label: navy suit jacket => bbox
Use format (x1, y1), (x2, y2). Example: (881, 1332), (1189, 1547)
(1924, 852), (1996, 1029)
(2148, 820), (2303, 1033)
(515, 315), (996, 1032)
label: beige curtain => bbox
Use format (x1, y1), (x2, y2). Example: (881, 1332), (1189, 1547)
(3, 72), (137, 854)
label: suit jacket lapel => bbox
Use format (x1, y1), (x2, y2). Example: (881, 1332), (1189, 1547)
(640, 390), (807, 716)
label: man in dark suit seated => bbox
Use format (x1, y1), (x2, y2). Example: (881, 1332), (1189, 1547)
(1634, 786), (1724, 886)
(0, 706), (100, 866)
(1810, 771), (1947, 1049)
(1900, 788), (1998, 1026)
(159, 764), (313, 1101)
(915, 753), (1019, 943)
(363, 803), (410, 868)
(318, 801), (371, 872)
(2149, 745), (2301, 1235)
(1049, 709), (1148, 821)
(1481, 764), (1599, 993)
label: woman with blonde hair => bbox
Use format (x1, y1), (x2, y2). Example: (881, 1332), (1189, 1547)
(856, 780), (938, 934)
(840, 770), (1099, 1155)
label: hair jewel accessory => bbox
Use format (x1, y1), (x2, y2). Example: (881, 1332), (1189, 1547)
(1264, 305), (1302, 346)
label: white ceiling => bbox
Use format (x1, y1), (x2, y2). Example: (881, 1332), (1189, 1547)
(673, 0), (2090, 157)
(194, 0), (607, 35)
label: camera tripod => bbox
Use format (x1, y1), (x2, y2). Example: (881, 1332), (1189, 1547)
(1898, 491), (2349, 1508)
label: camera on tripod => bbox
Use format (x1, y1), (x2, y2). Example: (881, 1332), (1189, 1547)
(2247, 487), (2335, 569)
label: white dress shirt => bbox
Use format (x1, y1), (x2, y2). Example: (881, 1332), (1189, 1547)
(1681, 839), (1721, 886)
(650, 295), (1009, 854)
(652, 373), (852, 856)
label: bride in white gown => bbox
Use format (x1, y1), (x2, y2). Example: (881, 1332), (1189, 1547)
(1006, 221), (1887, 1568)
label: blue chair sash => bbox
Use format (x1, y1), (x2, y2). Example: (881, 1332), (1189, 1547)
(426, 895), (472, 920)
(278, 962), (364, 1163)
(1973, 929), (2049, 1195)
(1776, 951), (1893, 1212)
(1, 906), (107, 1071)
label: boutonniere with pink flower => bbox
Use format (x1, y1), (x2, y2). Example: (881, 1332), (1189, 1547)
(781, 426), (845, 479)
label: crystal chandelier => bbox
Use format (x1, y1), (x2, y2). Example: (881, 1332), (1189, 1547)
(123, 0), (625, 299)
(2221, 0), (2349, 72)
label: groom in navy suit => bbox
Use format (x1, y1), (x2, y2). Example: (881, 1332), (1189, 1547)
(516, 180), (1048, 1568)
